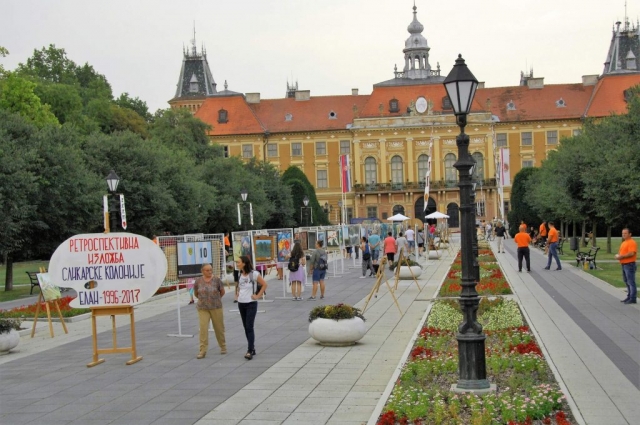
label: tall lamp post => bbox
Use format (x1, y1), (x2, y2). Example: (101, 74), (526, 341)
(301, 196), (312, 227)
(238, 188), (253, 231)
(338, 200), (343, 225)
(106, 170), (120, 233)
(443, 54), (491, 392)
(323, 202), (332, 224)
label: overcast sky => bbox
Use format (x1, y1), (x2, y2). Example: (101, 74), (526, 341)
(1, 0), (631, 112)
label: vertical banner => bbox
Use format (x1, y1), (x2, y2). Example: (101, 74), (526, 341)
(423, 141), (433, 211)
(103, 195), (109, 232)
(340, 154), (352, 193)
(249, 203), (254, 226)
(500, 148), (511, 187)
(119, 194), (127, 230)
(237, 204), (242, 226)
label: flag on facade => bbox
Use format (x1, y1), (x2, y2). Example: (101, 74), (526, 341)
(500, 148), (511, 187)
(340, 154), (352, 193)
(423, 141), (433, 211)
(103, 195), (109, 232)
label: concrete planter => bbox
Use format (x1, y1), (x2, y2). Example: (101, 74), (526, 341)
(428, 250), (442, 259)
(0, 329), (20, 354)
(308, 317), (366, 346)
(398, 266), (423, 280)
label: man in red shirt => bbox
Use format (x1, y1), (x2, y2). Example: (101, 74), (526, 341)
(616, 228), (637, 304)
(514, 225), (532, 272)
(543, 222), (562, 271)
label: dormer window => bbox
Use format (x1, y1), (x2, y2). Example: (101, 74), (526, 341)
(189, 74), (199, 93)
(285, 113), (293, 121)
(555, 98), (566, 108)
(441, 96), (452, 111)
(507, 100), (516, 111)
(218, 109), (228, 124)
(328, 111), (337, 119)
(389, 98), (399, 113)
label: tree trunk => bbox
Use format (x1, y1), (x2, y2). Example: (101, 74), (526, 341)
(581, 221), (587, 247)
(606, 226), (612, 254)
(4, 254), (13, 291)
(572, 221), (577, 239)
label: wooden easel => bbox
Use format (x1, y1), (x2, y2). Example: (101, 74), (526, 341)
(393, 250), (422, 292)
(362, 257), (402, 314)
(87, 305), (142, 367)
(30, 267), (68, 339)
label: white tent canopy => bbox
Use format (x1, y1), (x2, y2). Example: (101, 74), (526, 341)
(425, 211), (450, 219)
(387, 213), (410, 222)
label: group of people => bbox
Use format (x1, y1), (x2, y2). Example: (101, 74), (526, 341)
(513, 221), (562, 272)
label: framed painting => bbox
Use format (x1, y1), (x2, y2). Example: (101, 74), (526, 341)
(37, 273), (61, 302)
(326, 230), (340, 249)
(317, 231), (326, 247)
(253, 235), (275, 262)
(348, 225), (360, 246)
(307, 231), (317, 250)
(298, 231), (308, 250)
(277, 232), (292, 262)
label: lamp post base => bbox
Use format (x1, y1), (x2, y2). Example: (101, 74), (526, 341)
(451, 383), (496, 395)
(456, 332), (490, 390)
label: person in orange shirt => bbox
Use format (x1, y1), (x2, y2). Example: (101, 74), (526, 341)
(383, 232), (397, 269)
(543, 222), (562, 271)
(615, 228), (637, 304)
(539, 221), (548, 244)
(514, 225), (532, 272)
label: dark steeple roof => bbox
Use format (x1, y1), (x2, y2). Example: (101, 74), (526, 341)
(172, 27), (217, 100)
(603, 17), (640, 75)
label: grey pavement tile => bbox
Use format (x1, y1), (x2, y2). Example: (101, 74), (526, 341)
(160, 409), (212, 420)
(0, 412), (48, 424)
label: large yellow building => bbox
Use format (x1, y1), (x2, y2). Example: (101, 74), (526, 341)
(169, 7), (640, 227)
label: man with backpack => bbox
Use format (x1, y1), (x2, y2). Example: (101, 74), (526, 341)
(308, 240), (327, 300)
(360, 236), (374, 278)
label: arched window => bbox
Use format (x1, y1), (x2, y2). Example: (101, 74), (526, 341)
(365, 157), (377, 185)
(391, 155), (404, 185)
(472, 152), (484, 181)
(417, 154), (429, 182)
(445, 153), (457, 182)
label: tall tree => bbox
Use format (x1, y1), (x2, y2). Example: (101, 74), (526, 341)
(506, 167), (540, 236)
(282, 166), (329, 225)
(245, 159), (295, 229)
(115, 92), (152, 122)
(0, 74), (59, 127)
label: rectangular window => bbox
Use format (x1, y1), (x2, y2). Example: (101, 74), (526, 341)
(573, 129), (582, 137)
(317, 170), (328, 188)
(292, 143), (302, 156)
(476, 201), (486, 217)
(503, 201), (510, 217)
(340, 140), (350, 154)
(223, 146), (229, 158)
(521, 132), (532, 146)
(242, 144), (253, 158)
(382, 212), (388, 220)
(316, 141), (326, 155)
(367, 206), (377, 218)
(496, 133), (507, 147)
(346, 207), (353, 223)
(522, 160), (534, 168)
(267, 143), (278, 157)
(547, 130), (558, 145)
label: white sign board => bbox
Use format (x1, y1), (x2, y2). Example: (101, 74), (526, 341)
(177, 241), (212, 277)
(48, 233), (168, 308)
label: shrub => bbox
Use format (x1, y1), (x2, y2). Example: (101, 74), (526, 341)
(309, 303), (366, 322)
(0, 318), (22, 333)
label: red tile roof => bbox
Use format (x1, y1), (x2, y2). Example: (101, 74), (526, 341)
(250, 95), (369, 133)
(195, 96), (265, 136)
(476, 84), (594, 122)
(585, 73), (640, 117)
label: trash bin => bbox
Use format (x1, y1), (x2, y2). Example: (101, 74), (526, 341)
(570, 237), (578, 252)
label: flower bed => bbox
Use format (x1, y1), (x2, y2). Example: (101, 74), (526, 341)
(376, 248), (575, 424)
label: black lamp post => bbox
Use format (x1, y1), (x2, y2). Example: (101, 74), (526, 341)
(338, 200), (343, 225)
(300, 195), (312, 227)
(238, 188), (252, 231)
(443, 54), (490, 391)
(106, 170), (120, 233)
(323, 202), (332, 223)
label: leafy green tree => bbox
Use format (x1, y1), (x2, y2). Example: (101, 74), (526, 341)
(245, 159), (295, 229)
(282, 166), (329, 225)
(0, 74), (59, 127)
(16, 44), (78, 85)
(506, 167), (540, 237)
(0, 46), (8, 77)
(115, 92), (152, 122)
(34, 82), (83, 125)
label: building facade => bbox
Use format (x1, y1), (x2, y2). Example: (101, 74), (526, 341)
(168, 7), (640, 227)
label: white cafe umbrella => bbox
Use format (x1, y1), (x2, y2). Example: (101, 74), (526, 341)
(387, 213), (410, 222)
(425, 211), (450, 219)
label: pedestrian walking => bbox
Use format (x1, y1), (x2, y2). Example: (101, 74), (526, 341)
(368, 232), (381, 266)
(539, 221), (548, 245)
(384, 232), (396, 267)
(416, 228), (425, 256)
(308, 240), (327, 300)
(396, 232), (408, 259)
(544, 222), (562, 271)
(495, 221), (506, 253)
(236, 255), (268, 360)
(287, 242), (306, 300)
(360, 237), (374, 278)
(405, 227), (415, 256)
(514, 225), (532, 272)
(616, 228), (637, 304)
(193, 264), (226, 359)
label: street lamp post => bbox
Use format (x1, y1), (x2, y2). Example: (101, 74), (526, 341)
(238, 188), (252, 231)
(338, 200), (343, 225)
(301, 196), (312, 227)
(443, 54), (491, 392)
(106, 170), (120, 233)
(323, 202), (332, 224)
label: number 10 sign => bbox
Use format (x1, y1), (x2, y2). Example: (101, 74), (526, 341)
(177, 241), (212, 277)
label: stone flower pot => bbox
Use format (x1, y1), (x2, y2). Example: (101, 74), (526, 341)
(398, 266), (423, 280)
(428, 250), (442, 259)
(309, 317), (366, 346)
(0, 329), (20, 354)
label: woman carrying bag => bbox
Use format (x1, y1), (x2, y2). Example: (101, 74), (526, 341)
(360, 237), (374, 278)
(287, 242), (306, 300)
(236, 255), (268, 360)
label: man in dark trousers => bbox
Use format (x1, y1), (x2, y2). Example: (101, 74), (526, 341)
(495, 221), (506, 253)
(514, 224), (532, 272)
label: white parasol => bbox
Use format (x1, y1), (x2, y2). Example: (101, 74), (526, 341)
(387, 213), (410, 222)
(425, 211), (450, 219)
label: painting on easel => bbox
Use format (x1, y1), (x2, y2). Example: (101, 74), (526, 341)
(37, 273), (61, 302)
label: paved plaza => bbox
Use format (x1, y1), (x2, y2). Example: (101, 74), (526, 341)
(0, 239), (638, 424)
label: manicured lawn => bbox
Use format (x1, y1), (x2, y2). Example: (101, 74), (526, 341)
(578, 262), (626, 289)
(0, 261), (50, 302)
(558, 236), (639, 262)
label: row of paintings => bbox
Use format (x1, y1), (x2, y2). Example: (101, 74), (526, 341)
(232, 231), (294, 263)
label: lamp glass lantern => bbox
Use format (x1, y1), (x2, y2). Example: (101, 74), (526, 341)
(106, 170), (120, 193)
(443, 54), (479, 118)
(303, 196), (309, 207)
(240, 188), (248, 202)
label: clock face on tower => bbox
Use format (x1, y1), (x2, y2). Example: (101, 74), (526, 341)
(416, 96), (428, 114)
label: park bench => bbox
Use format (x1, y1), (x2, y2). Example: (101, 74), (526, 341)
(576, 246), (600, 269)
(557, 237), (565, 255)
(26, 271), (41, 295)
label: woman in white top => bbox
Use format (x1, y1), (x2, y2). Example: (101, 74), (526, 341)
(236, 255), (268, 360)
